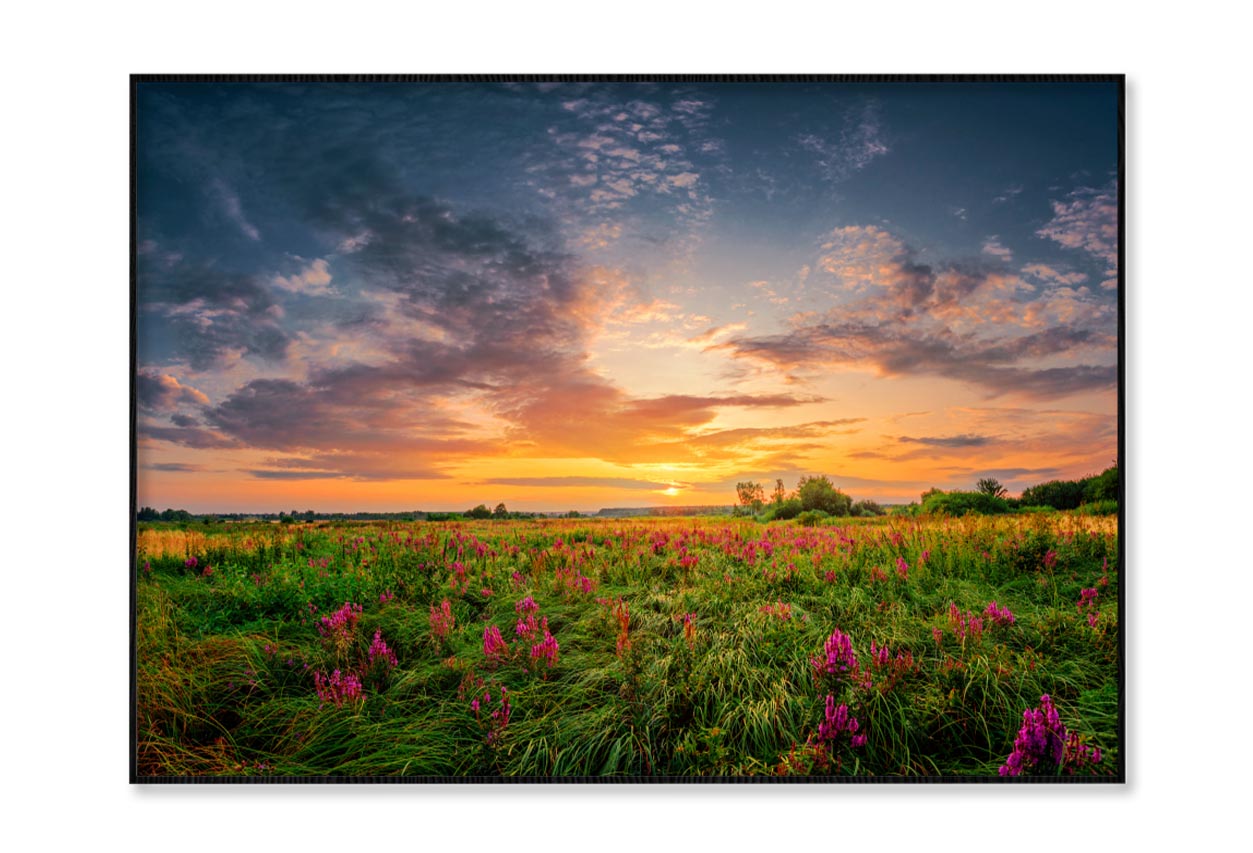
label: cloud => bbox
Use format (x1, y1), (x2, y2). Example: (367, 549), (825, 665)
(273, 258), (334, 296)
(136, 370), (210, 411)
(209, 179), (261, 241)
(1021, 263), (1088, 287)
(795, 101), (889, 182)
(981, 237), (1013, 262)
(992, 184), (1024, 204)
(142, 424), (239, 449)
(479, 477), (682, 491)
(531, 88), (722, 253)
(143, 462), (204, 473)
(1037, 181), (1118, 279)
(245, 469), (348, 481)
(713, 224), (1116, 400)
(898, 434), (994, 448)
(137, 256), (291, 370)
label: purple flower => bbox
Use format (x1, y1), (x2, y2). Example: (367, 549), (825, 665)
(811, 628), (857, 676)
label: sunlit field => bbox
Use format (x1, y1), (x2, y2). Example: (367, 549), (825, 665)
(135, 513), (1118, 778)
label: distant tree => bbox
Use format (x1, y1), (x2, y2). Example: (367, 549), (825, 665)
(923, 490), (1010, 516)
(1020, 479), (1087, 510)
(772, 479), (787, 505)
(920, 488), (944, 504)
(564, 510), (581, 518)
(1083, 465), (1119, 503)
(796, 475), (852, 516)
(137, 506), (159, 522)
(976, 478), (1008, 498)
(466, 504), (492, 519)
(493, 502), (509, 519)
(736, 481), (766, 515)
(762, 498), (804, 522)
(850, 499), (884, 517)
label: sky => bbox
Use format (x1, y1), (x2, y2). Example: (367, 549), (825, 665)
(134, 79), (1120, 513)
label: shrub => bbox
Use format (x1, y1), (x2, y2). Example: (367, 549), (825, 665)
(762, 498), (803, 522)
(850, 499), (884, 517)
(1076, 500), (1118, 516)
(922, 490), (1010, 516)
(1020, 479), (1086, 510)
(1083, 466), (1119, 503)
(796, 509), (830, 527)
(796, 475), (853, 516)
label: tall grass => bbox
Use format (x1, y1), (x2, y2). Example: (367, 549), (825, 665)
(135, 513), (1118, 777)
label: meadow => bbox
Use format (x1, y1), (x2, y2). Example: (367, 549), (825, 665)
(134, 513), (1119, 778)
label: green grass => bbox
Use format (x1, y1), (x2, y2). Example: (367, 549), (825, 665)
(135, 513), (1119, 778)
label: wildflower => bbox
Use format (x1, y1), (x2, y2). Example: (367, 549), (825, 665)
(313, 669), (363, 709)
(184, 556), (198, 569)
(368, 630), (398, 668)
(430, 599), (456, 641)
(896, 557), (909, 579)
(811, 628), (857, 676)
(483, 625), (509, 664)
(815, 695), (865, 750)
(999, 695), (1065, 776)
(530, 618), (559, 669)
(318, 602), (363, 653)
(984, 601), (1016, 627)
(515, 595), (539, 615)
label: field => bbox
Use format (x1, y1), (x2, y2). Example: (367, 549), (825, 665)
(134, 513), (1119, 778)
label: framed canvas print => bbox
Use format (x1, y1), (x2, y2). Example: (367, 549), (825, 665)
(131, 74), (1123, 782)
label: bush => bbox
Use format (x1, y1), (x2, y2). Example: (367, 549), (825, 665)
(1084, 466), (1119, 503)
(796, 475), (852, 516)
(761, 498), (803, 522)
(850, 500), (885, 517)
(922, 490), (1010, 516)
(1076, 500), (1118, 516)
(1019, 479), (1087, 510)
(796, 509), (830, 527)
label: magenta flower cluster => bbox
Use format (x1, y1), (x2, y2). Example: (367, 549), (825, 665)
(530, 617), (560, 668)
(368, 630), (398, 668)
(470, 686), (512, 746)
(318, 602), (363, 644)
(984, 600), (1016, 627)
(1063, 730), (1104, 771)
(816, 695), (867, 748)
(430, 599), (455, 641)
(483, 625), (509, 665)
(948, 602), (984, 643)
(1078, 588), (1100, 627)
(811, 628), (857, 676)
(999, 694), (1065, 776)
(313, 669), (363, 709)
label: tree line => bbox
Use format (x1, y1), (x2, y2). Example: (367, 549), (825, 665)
(736, 464), (1119, 521)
